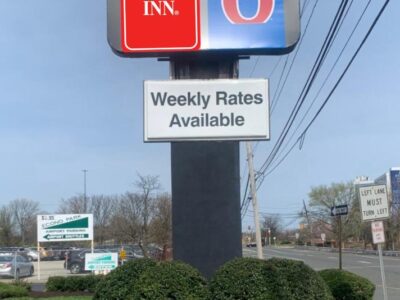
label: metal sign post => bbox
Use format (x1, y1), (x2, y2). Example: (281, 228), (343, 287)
(371, 221), (388, 300)
(331, 205), (348, 270)
(359, 185), (390, 300)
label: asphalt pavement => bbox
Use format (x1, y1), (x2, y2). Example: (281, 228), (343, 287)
(244, 246), (400, 300)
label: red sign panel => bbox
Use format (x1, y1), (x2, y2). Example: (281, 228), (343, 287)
(121, 0), (201, 52)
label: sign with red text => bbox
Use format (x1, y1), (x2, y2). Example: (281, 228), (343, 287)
(144, 79), (270, 141)
(107, 0), (300, 56)
(371, 221), (385, 244)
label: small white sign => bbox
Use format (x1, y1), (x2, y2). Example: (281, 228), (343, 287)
(144, 79), (270, 142)
(37, 214), (93, 242)
(371, 221), (385, 244)
(359, 185), (390, 222)
(85, 253), (118, 271)
(321, 233), (326, 241)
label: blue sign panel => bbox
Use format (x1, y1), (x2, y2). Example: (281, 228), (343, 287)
(391, 170), (400, 205)
(208, 0), (287, 52)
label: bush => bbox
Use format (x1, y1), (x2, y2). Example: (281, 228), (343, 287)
(209, 257), (334, 300)
(0, 282), (28, 299)
(93, 258), (157, 300)
(268, 258), (334, 300)
(131, 261), (209, 300)
(46, 275), (102, 292)
(319, 269), (375, 300)
(209, 257), (289, 299)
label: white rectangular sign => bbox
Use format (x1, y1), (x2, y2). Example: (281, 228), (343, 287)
(85, 253), (118, 271)
(37, 214), (93, 242)
(359, 185), (390, 222)
(144, 79), (270, 142)
(371, 221), (385, 244)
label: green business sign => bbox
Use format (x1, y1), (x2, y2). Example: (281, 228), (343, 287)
(84, 253), (118, 271)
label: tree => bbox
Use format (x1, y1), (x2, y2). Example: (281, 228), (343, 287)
(135, 174), (161, 256)
(306, 182), (358, 247)
(0, 206), (16, 246)
(90, 195), (117, 244)
(261, 214), (283, 244)
(57, 195), (87, 214)
(149, 193), (172, 247)
(9, 199), (39, 245)
(110, 192), (143, 244)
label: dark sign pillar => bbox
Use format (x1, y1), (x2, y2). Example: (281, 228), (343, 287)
(170, 56), (242, 279)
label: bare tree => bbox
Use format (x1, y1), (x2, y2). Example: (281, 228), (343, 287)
(90, 195), (116, 244)
(149, 193), (172, 247)
(9, 199), (39, 245)
(135, 174), (161, 255)
(57, 195), (87, 214)
(110, 192), (143, 244)
(0, 206), (16, 246)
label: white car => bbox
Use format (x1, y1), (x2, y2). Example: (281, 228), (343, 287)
(0, 254), (34, 278)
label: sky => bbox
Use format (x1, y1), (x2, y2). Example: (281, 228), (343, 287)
(0, 0), (399, 229)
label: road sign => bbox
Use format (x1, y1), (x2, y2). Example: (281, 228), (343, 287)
(371, 221), (385, 244)
(144, 79), (270, 142)
(37, 214), (93, 242)
(359, 185), (390, 222)
(330, 204), (348, 216)
(108, 0), (300, 56)
(85, 253), (118, 271)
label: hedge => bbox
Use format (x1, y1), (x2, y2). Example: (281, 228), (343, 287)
(93, 258), (157, 300)
(131, 261), (209, 300)
(209, 257), (334, 300)
(0, 282), (29, 299)
(209, 257), (289, 299)
(46, 275), (102, 293)
(319, 269), (375, 300)
(268, 258), (334, 300)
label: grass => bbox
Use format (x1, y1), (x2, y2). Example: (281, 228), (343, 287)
(5, 297), (92, 300)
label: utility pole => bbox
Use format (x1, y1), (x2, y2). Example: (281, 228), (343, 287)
(303, 200), (312, 246)
(246, 142), (263, 259)
(338, 215), (342, 270)
(82, 169), (88, 213)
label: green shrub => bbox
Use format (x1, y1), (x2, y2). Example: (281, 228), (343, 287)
(132, 261), (209, 300)
(0, 282), (28, 299)
(209, 257), (289, 299)
(93, 258), (157, 300)
(46, 275), (102, 292)
(268, 258), (334, 300)
(319, 269), (375, 300)
(209, 257), (333, 300)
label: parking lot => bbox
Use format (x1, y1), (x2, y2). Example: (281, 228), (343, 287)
(0, 260), (81, 284)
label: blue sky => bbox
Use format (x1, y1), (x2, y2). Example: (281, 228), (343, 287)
(0, 0), (398, 229)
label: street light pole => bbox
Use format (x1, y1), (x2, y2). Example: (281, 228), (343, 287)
(82, 169), (88, 213)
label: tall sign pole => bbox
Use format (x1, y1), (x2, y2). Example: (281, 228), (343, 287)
(170, 57), (242, 278)
(107, 0), (300, 279)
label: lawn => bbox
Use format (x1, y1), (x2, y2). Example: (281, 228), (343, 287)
(5, 297), (92, 300)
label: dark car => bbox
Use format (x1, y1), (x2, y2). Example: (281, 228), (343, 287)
(64, 249), (119, 274)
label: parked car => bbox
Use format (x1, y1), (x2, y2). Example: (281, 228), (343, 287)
(0, 254), (34, 278)
(64, 249), (119, 274)
(0, 247), (36, 261)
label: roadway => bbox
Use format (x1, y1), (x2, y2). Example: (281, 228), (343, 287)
(244, 246), (400, 300)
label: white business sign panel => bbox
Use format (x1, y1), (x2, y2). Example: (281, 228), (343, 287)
(85, 253), (118, 271)
(37, 214), (93, 242)
(371, 221), (385, 244)
(144, 79), (270, 142)
(359, 185), (390, 222)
